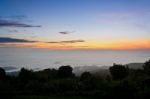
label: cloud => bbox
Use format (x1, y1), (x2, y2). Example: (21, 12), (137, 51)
(61, 40), (85, 43)
(0, 15), (41, 28)
(48, 40), (85, 44)
(48, 41), (60, 43)
(0, 19), (41, 28)
(59, 31), (75, 35)
(0, 37), (36, 43)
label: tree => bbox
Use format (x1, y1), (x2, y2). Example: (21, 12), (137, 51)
(0, 67), (6, 80)
(57, 65), (74, 78)
(36, 68), (57, 81)
(80, 72), (103, 90)
(143, 60), (150, 74)
(109, 64), (129, 80)
(80, 72), (92, 81)
(18, 68), (35, 82)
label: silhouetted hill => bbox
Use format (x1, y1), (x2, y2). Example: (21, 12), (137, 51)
(2, 62), (144, 77)
(2, 63), (142, 77)
(0, 59), (150, 99)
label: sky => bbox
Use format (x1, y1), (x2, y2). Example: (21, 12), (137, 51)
(0, 0), (150, 50)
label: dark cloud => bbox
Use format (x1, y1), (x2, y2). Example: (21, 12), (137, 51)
(59, 31), (75, 35)
(61, 40), (85, 43)
(0, 37), (36, 43)
(0, 19), (41, 28)
(0, 15), (41, 28)
(48, 41), (60, 43)
(48, 40), (85, 44)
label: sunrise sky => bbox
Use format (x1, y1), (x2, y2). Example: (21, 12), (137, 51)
(0, 0), (150, 50)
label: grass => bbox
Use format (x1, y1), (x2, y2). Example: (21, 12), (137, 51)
(8, 95), (92, 99)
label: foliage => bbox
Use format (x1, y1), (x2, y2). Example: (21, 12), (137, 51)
(109, 64), (129, 80)
(0, 60), (150, 99)
(143, 60), (150, 75)
(57, 65), (74, 78)
(18, 68), (36, 83)
(0, 67), (6, 80)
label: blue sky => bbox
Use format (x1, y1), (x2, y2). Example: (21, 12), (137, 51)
(0, 0), (150, 49)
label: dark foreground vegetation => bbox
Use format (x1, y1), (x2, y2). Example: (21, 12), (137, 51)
(0, 60), (150, 99)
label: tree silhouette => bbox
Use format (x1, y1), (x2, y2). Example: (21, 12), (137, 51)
(0, 62), (150, 98)
(57, 65), (74, 78)
(0, 67), (6, 80)
(143, 60), (150, 75)
(18, 68), (35, 82)
(80, 71), (92, 81)
(109, 64), (129, 80)
(36, 68), (57, 81)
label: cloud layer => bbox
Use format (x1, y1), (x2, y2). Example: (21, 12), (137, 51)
(0, 19), (41, 28)
(0, 16), (41, 28)
(48, 40), (85, 44)
(59, 31), (75, 35)
(0, 37), (36, 43)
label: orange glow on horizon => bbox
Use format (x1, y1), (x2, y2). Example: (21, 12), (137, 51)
(0, 39), (150, 50)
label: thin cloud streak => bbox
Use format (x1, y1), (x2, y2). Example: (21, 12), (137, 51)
(48, 40), (85, 44)
(0, 37), (37, 43)
(0, 16), (41, 28)
(0, 19), (41, 28)
(59, 31), (75, 35)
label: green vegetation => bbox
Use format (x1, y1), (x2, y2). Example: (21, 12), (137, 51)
(0, 60), (150, 99)
(109, 64), (129, 80)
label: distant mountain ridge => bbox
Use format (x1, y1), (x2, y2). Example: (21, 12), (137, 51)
(126, 63), (144, 69)
(0, 62), (144, 76)
(73, 63), (144, 76)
